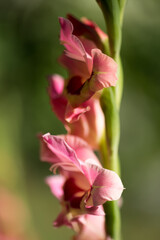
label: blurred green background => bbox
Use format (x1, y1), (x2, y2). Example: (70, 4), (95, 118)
(0, 0), (160, 239)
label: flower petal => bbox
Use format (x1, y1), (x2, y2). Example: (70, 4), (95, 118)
(82, 17), (108, 42)
(59, 54), (90, 78)
(92, 169), (124, 203)
(59, 17), (92, 73)
(67, 14), (107, 49)
(58, 135), (100, 165)
(80, 38), (97, 57)
(89, 49), (118, 91)
(65, 103), (90, 123)
(45, 175), (65, 200)
(48, 75), (67, 122)
(85, 205), (105, 216)
(74, 214), (106, 240)
(59, 17), (87, 62)
(66, 98), (104, 150)
(40, 133), (81, 172)
(83, 163), (124, 206)
(65, 48), (117, 107)
(48, 74), (64, 97)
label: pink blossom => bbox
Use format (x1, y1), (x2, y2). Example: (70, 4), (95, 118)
(40, 133), (124, 227)
(49, 16), (117, 120)
(59, 17), (117, 108)
(47, 16), (117, 148)
(48, 74), (105, 149)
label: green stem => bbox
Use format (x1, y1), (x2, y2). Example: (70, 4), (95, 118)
(118, 0), (127, 24)
(100, 87), (121, 240)
(104, 201), (121, 240)
(100, 87), (120, 175)
(96, 0), (121, 60)
(96, 0), (126, 60)
(99, 129), (121, 240)
(96, 0), (126, 239)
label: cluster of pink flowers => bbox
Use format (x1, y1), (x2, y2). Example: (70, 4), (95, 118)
(40, 15), (124, 240)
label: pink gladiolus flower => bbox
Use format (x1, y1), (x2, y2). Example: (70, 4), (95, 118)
(59, 16), (117, 108)
(49, 16), (117, 121)
(47, 16), (117, 148)
(40, 133), (124, 227)
(48, 74), (105, 149)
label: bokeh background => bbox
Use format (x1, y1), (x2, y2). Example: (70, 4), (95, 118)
(0, 0), (160, 239)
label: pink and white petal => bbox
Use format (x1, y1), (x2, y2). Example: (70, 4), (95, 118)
(40, 133), (81, 172)
(58, 134), (89, 150)
(45, 175), (65, 200)
(89, 49), (117, 92)
(81, 162), (101, 186)
(57, 135), (100, 165)
(76, 149), (100, 166)
(88, 166), (124, 206)
(59, 17), (87, 62)
(40, 134), (57, 163)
